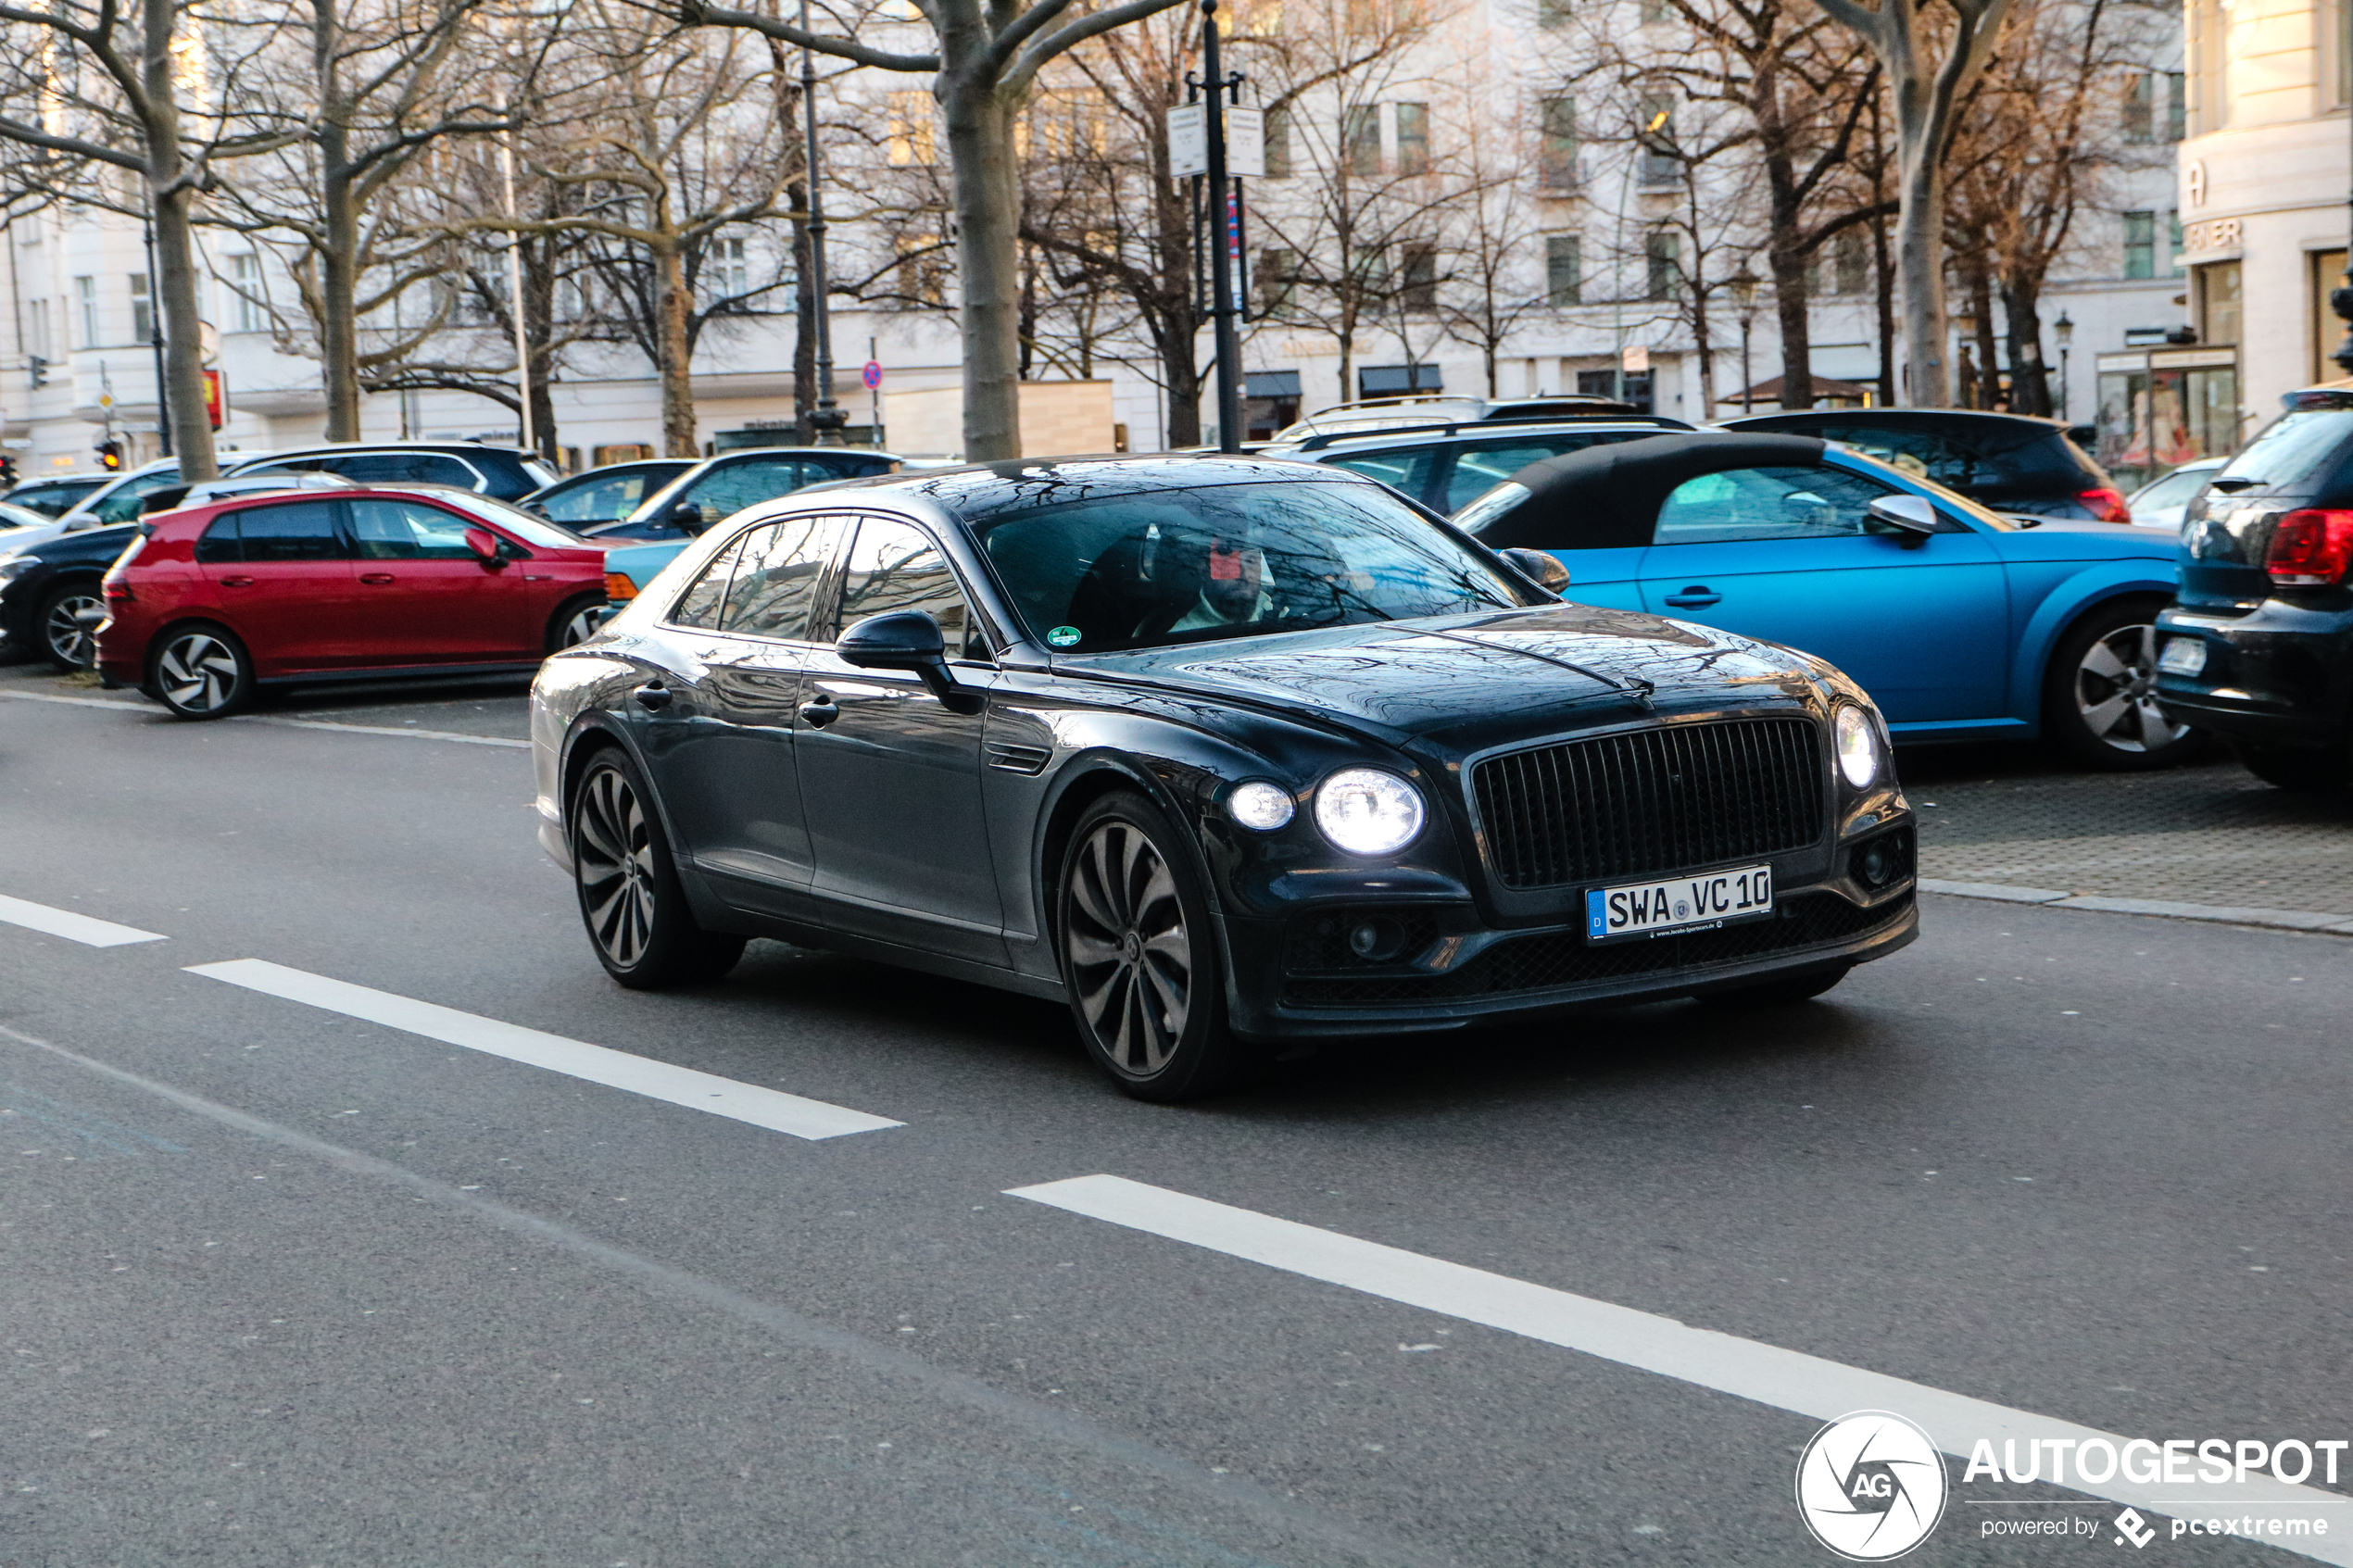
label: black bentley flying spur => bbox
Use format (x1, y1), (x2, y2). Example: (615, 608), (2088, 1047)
(530, 456), (1919, 1099)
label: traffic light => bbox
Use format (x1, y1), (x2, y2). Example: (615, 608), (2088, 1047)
(96, 439), (122, 470)
(0, 454), (16, 487)
(28, 354), (47, 388)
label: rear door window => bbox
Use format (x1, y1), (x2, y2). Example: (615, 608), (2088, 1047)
(668, 533), (754, 631)
(721, 516), (849, 642)
(232, 500), (347, 561)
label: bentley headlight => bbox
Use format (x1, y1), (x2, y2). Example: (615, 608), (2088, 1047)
(1834, 704), (1880, 788)
(1227, 780), (1296, 832)
(1315, 768), (1424, 856)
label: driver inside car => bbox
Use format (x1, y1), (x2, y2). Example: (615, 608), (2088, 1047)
(1168, 534), (1274, 631)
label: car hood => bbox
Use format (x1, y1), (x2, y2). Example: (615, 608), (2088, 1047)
(1058, 604), (1824, 752)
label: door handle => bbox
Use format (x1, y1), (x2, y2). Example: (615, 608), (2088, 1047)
(359, 572), (396, 585)
(1664, 586), (1721, 608)
(798, 694), (838, 728)
(220, 574), (255, 587)
(632, 682), (673, 712)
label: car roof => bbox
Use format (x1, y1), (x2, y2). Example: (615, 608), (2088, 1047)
(1289, 419), (1697, 456)
(1719, 408), (2073, 434)
(1471, 433), (1831, 550)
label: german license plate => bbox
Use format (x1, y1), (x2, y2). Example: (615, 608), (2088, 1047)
(1587, 864), (1773, 942)
(2158, 636), (2207, 675)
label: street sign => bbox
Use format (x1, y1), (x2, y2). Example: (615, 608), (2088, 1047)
(1621, 345), (1651, 374)
(1166, 102), (1207, 178)
(202, 369), (225, 430)
(1225, 107), (1265, 179)
(862, 360), (884, 390)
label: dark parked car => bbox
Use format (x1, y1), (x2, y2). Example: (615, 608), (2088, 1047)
(524, 459), (696, 527)
(3, 474), (108, 519)
(1286, 418), (1697, 515)
(0, 520), (141, 670)
(588, 446), (903, 542)
(227, 441), (559, 502)
(1269, 394), (1668, 445)
(1720, 408), (2133, 523)
(531, 456), (1917, 1101)
(2155, 391), (2353, 788)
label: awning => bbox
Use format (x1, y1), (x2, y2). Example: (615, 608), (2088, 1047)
(1358, 364), (1443, 395)
(1245, 370), (1302, 398)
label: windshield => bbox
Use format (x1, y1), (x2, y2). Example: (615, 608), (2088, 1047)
(428, 490), (595, 548)
(969, 479), (1534, 655)
(2217, 410), (2353, 487)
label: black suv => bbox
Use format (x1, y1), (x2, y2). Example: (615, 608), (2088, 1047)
(1720, 408), (2131, 523)
(2155, 391), (2353, 788)
(227, 442), (558, 501)
(0, 521), (140, 669)
(1276, 416), (1694, 515)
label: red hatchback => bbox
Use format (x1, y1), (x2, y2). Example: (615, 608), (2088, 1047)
(95, 485), (610, 719)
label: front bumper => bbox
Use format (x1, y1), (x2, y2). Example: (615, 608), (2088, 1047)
(2154, 601), (2353, 751)
(1221, 826), (1919, 1039)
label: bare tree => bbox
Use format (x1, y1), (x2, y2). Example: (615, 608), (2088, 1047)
(688, 0), (1193, 459)
(1431, 42), (1547, 396)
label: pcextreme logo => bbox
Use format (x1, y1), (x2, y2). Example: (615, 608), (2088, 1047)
(1796, 1411), (1952, 1561)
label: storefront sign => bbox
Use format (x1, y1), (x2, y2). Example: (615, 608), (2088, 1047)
(2182, 218), (2242, 255)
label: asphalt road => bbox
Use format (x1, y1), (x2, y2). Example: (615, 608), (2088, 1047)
(4, 666), (2347, 1567)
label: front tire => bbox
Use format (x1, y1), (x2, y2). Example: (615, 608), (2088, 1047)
(2235, 740), (2350, 793)
(549, 594), (608, 652)
(571, 747), (746, 987)
(1056, 792), (1252, 1102)
(2044, 598), (2202, 771)
(37, 580), (105, 671)
(149, 624), (255, 719)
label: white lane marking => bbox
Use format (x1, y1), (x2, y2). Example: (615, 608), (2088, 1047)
(1008, 1176), (2353, 1559)
(0, 893), (168, 947)
(1, 689), (145, 710)
(187, 960), (900, 1141)
(239, 716), (531, 749)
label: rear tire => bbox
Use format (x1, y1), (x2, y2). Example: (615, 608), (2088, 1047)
(2234, 741), (2351, 793)
(149, 624), (256, 719)
(570, 747), (746, 987)
(1055, 791), (1254, 1102)
(1697, 963), (1852, 1008)
(2043, 597), (2202, 771)
(37, 580), (105, 671)
(548, 594), (608, 652)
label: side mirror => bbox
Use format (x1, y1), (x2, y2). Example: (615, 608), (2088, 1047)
(463, 525), (505, 565)
(836, 609), (981, 713)
(668, 501), (705, 535)
(1866, 495), (1939, 537)
(1499, 546), (1571, 593)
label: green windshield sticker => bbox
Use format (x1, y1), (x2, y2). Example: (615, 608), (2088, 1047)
(1047, 625), (1082, 647)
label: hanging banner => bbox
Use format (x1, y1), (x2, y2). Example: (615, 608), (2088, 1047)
(201, 369), (226, 429)
(1166, 102), (1207, 178)
(1224, 107), (1265, 179)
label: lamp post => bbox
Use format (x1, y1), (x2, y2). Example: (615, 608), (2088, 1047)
(800, 0), (845, 442)
(1730, 268), (1759, 414)
(2054, 309), (2074, 420)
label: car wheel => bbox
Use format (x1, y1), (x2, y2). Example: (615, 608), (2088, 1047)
(2233, 741), (2351, 793)
(149, 625), (255, 719)
(1697, 963), (1851, 1008)
(549, 595), (608, 652)
(571, 747), (746, 987)
(2044, 599), (2202, 771)
(37, 581), (105, 671)
(1056, 791), (1252, 1102)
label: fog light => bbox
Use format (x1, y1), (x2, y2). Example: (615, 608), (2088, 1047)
(1347, 917), (1407, 962)
(1860, 844), (1890, 884)
(1227, 780), (1295, 832)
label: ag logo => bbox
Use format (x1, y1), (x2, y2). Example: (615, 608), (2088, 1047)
(1795, 1411), (1949, 1561)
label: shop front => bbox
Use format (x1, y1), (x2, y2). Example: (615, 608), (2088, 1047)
(2094, 345), (2239, 490)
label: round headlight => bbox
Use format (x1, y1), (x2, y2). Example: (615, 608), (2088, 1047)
(1315, 769), (1425, 856)
(1227, 780), (1296, 832)
(1834, 704), (1879, 788)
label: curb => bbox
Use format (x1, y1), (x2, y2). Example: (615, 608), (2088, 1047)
(1919, 878), (2353, 936)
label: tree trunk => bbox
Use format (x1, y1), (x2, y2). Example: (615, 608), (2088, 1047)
(524, 235), (558, 458)
(1766, 230), (1814, 410)
(2000, 277), (2051, 416)
(1971, 270), (1999, 409)
(1893, 98), (1949, 406)
(143, 0), (216, 481)
(1690, 284), (1715, 414)
(941, 77), (1022, 459)
(320, 159), (362, 441)
(654, 240), (698, 457)
(1873, 210), (1896, 406)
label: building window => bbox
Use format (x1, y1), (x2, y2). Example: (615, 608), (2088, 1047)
(1536, 0), (1569, 28)
(1401, 242), (1438, 308)
(228, 254), (263, 332)
(2196, 259), (2242, 345)
(1545, 234), (1581, 306)
(1258, 246), (1299, 311)
(2122, 72), (2155, 142)
(1639, 0), (1667, 20)
(886, 91), (936, 166)
(1645, 229), (1681, 300)
(897, 234), (948, 306)
(1538, 96), (1578, 192)
(2169, 209), (2184, 276)
(1395, 103), (1429, 176)
(2166, 69), (2186, 139)
(2311, 248), (2348, 381)
(26, 296), (48, 360)
(130, 273), (153, 343)
(1265, 104), (1291, 178)
(1344, 105), (1380, 177)
(707, 236), (750, 309)
(2123, 210), (2156, 279)
(1637, 95), (1679, 185)
(1832, 229), (1869, 295)
(74, 275), (96, 346)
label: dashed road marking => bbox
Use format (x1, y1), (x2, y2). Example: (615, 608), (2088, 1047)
(186, 959), (900, 1140)
(0, 893), (168, 947)
(1007, 1175), (2352, 1560)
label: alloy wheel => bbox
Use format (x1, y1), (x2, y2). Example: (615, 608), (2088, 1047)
(2074, 622), (2189, 755)
(1063, 819), (1193, 1076)
(44, 591), (104, 668)
(156, 632), (243, 713)
(557, 603), (606, 647)
(575, 766), (658, 968)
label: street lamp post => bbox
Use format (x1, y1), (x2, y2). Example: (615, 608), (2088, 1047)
(2054, 309), (2074, 420)
(801, 0), (845, 442)
(1730, 269), (1759, 415)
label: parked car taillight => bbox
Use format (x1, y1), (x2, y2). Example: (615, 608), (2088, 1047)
(2265, 508), (2353, 585)
(2079, 487), (2132, 523)
(101, 533), (146, 599)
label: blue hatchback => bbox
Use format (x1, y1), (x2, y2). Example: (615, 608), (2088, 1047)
(1456, 432), (2188, 768)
